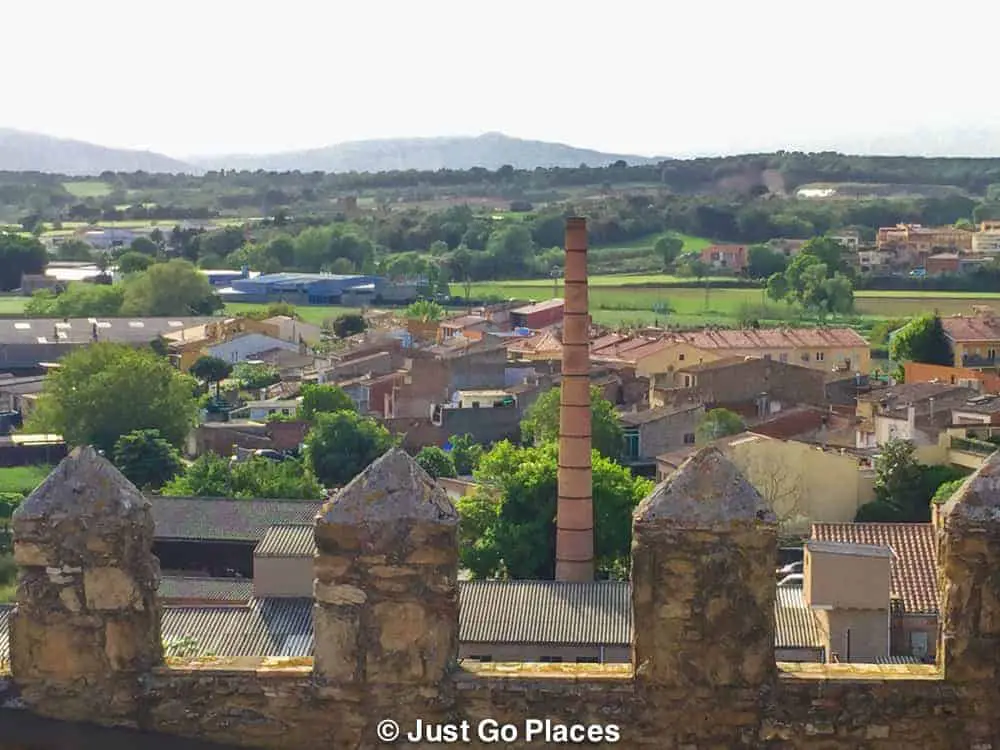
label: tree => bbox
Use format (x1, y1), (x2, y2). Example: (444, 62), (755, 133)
(889, 313), (954, 366)
(55, 239), (95, 262)
(332, 313), (366, 339)
(304, 411), (395, 487)
(189, 355), (233, 396)
(163, 453), (323, 499)
(746, 245), (787, 280)
(696, 408), (745, 444)
(521, 386), (624, 459)
(871, 438), (928, 519)
(116, 251), (154, 274)
(232, 362), (280, 390)
(404, 299), (445, 322)
(0, 232), (47, 291)
(121, 259), (223, 316)
(112, 429), (184, 490)
(456, 441), (652, 579)
(25, 343), (199, 453)
(299, 383), (355, 421)
(129, 236), (159, 256)
(448, 434), (484, 475)
(415, 446), (457, 478)
(765, 272), (788, 302)
(676, 257), (708, 281)
(24, 283), (125, 317)
(653, 233), (684, 270)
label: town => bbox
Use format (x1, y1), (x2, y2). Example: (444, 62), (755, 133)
(3, 151), (1000, 744)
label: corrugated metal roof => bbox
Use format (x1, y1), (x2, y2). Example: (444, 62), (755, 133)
(162, 598), (313, 657)
(0, 606), (9, 666)
(157, 576), (253, 602)
(0, 583), (825, 663)
(459, 581), (631, 645)
(774, 586), (823, 649)
(255, 525), (316, 557)
(151, 496), (323, 541)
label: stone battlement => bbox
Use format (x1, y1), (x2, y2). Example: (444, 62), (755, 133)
(1, 445), (999, 749)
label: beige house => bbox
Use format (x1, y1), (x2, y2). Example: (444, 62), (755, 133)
(811, 523), (938, 663)
(620, 403), (703, 465)
(657, 432), (875, 534)
(855, 382), (977, 450)
(593, 327), (870, 384)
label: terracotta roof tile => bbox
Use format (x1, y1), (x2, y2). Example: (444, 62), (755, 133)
(753, 408), (828, 440)
(941, 314), (1000, 343)
(682, 327), (868, 350)
(811, 523), (937, 614)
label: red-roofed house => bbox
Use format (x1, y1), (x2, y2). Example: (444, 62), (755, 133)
(810, 523), (937, 663)
(699, 244), (748, 272)
(941, 308), (1000, 368)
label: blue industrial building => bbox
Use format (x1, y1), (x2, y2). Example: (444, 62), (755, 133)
(218, 273), (417, 306)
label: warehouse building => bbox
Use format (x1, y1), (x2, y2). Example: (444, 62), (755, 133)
(218, 273), (417, 306)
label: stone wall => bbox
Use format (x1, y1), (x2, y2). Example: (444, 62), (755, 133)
(2, 445), (1000, 748)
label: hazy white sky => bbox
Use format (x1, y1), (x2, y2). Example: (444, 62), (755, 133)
(4, 0), (998, 157)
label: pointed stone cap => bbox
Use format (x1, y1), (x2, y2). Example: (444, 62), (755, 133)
(12, 445), (148, 521)
(634, 446), (776, 528)
(319, 448), (459, 525)
(940, 451), (1000, 523)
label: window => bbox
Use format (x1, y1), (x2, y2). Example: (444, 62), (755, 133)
(909, 631), (929, 659)
(468, 655), (492, 662)
(540, 656), (563, 663)
(624, 428), (640, 459)
(683, 433), (696, 445)
(763, 353), (772, 361)
(815, 352), (825, 361)
(576, 657), (599, 664)
(683, 374), (693, 387)
(678, 353), (685, 361)
(800, 352), (810, 362)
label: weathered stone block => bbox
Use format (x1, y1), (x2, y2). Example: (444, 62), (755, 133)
(84, 568), (141, 611)
(10, 616), (106, 679)
(313, 605), (359, 682)
(313, 582), (366, 606)
(12, 542), (52, 568)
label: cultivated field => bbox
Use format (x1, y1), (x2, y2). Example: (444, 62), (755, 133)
(62, 180), (113, 198)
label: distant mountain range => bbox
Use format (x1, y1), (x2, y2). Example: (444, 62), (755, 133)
(0, 128), (193, 175)
(189, 133), (664, 173)
(2, 128), (1000, 177)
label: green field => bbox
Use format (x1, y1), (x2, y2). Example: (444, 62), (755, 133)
(62, 181), (113, 198)
(0, 465), (51, 495)
(223, 303), (365, 326)
(0, 298), (27, 315)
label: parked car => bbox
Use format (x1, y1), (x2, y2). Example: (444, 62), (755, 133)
(777, 573), (804, 588)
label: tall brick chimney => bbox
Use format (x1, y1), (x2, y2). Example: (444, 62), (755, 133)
(556, 217), (594, 582)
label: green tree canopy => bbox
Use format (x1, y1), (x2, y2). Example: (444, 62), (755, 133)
(116, 251), (154, 275)
(121, 259), (223, 316)
(456, 441), (652, 579)
(521, 386), (624, 459)
(24, 283), (125, 317)
(0, 232), (47, 291)
(653, 233), (684, 269)
(746, 245), (787, 280)
(55, 238), (95, 262)
(232, 362), (280, 390)
(26, 343), (199, 453)
(163, 453), (323, 499)
(189, 355), (233, 395)
(888, 313), (954, 366)
(304, 410), (395, 487)
(695, 408), (746, 445)
(299, 383), (355, 422)
(415, 445), (457, 478)
(404, 299), (445, 322)
(332, 313), (367, 339)
(112, 429), (184, 490)
(448, 433), (484, 475)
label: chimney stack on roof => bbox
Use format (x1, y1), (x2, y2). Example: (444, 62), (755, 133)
(556, 217), (594, 582)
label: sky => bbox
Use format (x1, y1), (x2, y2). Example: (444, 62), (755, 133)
(4, 0), (999, 158)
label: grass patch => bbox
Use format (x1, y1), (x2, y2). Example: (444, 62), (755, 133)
(62, 180), (113, 198)
(0, 581), (14, 604)
(223, 303), (365, 327)
(0, 297), (27, 315)
(0, 465), (51, 495)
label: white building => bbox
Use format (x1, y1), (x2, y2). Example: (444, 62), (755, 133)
(207, 333), (299, 364)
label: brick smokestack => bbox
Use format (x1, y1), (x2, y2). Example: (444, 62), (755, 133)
(556, 217), (594, 582)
